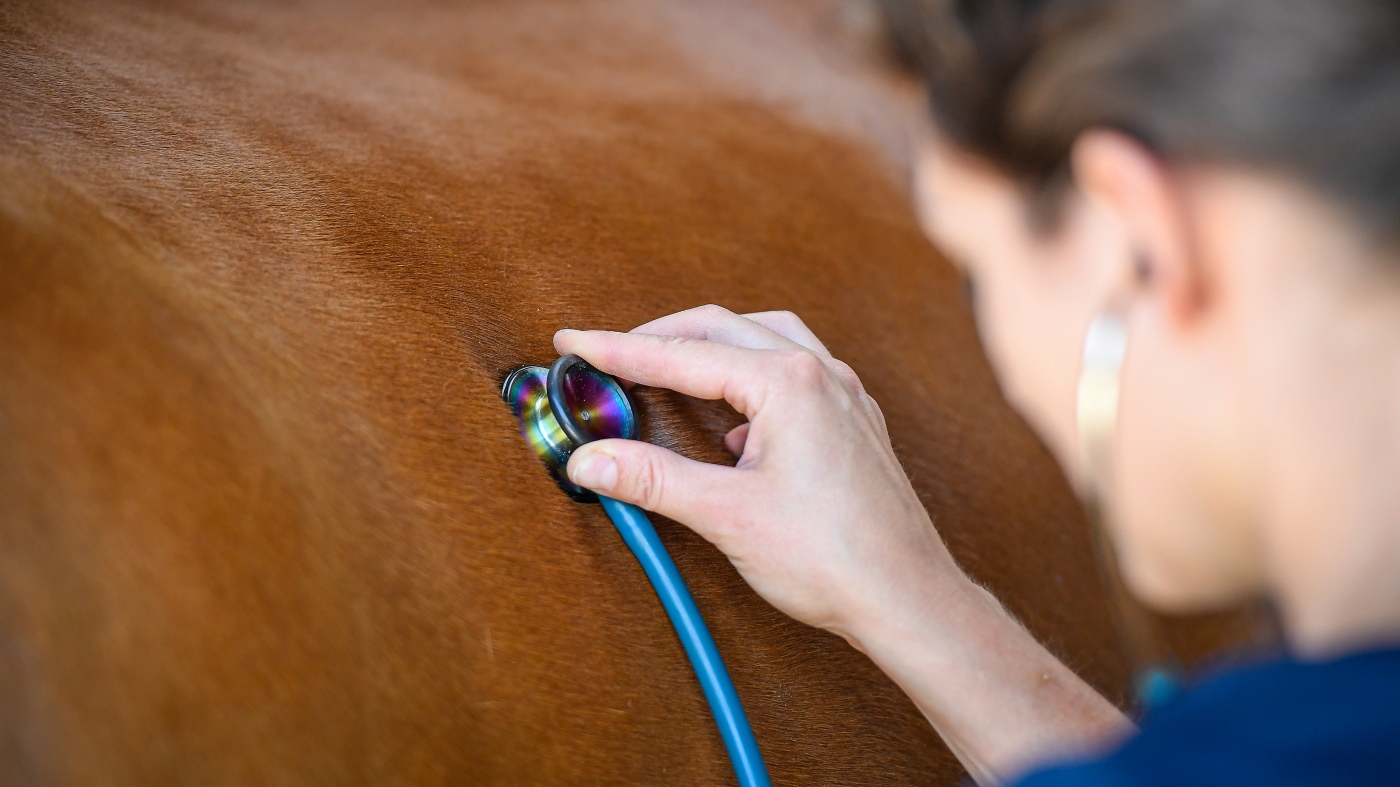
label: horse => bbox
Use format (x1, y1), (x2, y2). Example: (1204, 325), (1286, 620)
(0, 1), (1258, 783)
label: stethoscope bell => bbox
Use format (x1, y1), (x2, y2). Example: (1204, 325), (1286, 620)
(501, 354), (637, 502)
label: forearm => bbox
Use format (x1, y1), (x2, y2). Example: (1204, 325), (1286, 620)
(848, 572), (1133, 785)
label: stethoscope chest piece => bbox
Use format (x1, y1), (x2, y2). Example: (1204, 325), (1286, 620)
(501, 354), (636, 502)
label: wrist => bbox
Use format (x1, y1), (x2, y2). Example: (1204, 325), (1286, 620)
(839, 546), (986, 660)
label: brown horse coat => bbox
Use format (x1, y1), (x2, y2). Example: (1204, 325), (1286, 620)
(0, 1), (1250, 783)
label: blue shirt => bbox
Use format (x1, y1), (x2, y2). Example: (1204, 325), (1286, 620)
(1014, 646), (1400, 786)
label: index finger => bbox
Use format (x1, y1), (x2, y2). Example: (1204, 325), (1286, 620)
(631, 305), (802, 352)
(553, 328), (778, 416)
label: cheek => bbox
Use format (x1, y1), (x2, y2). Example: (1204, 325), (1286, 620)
(977, 268), (1077, 456)
(913, 142), (1102, 473)
(1112, 314), (1264, 611)
(973, 246), (1100, 476)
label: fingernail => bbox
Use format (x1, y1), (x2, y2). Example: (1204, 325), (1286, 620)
(570, 451), (617, 491)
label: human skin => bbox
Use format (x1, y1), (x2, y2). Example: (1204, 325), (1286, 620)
(556, 126), (1400, 784)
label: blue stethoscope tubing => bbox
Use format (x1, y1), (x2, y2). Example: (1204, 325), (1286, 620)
(599, 496), (772, 787)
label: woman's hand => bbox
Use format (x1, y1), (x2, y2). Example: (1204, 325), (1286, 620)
(555, 304), (964, 644)
(558, 305), (1130, 785)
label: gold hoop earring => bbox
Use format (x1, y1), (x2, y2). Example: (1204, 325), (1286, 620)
(1075, 307), (1184, 710)
(1076, 309), (1128, 502)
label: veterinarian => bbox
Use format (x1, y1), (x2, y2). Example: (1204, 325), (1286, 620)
(555, 1), (1400, 783)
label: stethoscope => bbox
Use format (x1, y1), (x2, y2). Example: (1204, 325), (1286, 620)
(502, 354), (771, 787)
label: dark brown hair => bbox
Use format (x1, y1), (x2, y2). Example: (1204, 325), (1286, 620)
(879, 0), (1400, 236)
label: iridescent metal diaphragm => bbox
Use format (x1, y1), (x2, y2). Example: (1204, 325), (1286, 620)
(501, 354), (637, 502)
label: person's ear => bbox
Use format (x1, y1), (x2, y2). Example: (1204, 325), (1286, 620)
(1071, 130), (1208, 326)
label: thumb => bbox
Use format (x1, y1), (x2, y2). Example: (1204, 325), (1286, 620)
(566, 439), (732, 530)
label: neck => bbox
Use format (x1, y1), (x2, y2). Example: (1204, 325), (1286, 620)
(1266, 271), (1400, 658)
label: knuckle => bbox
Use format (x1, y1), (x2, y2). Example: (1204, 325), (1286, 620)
(861, 390), (883, 415)
(828, 359), (865, 392)
(625, 451), (666, 510)
(771, 310), (806, 332)
(646, 342), (683, 384)
(600, 340), (627, 370)
(658, 333), (695, 351)
(828, 364), (862, 394)
(777, 349), (828, 389)
(653, 333), (693, 359)
(695, 303), (733, 321)
(862, 391), (889, 424)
